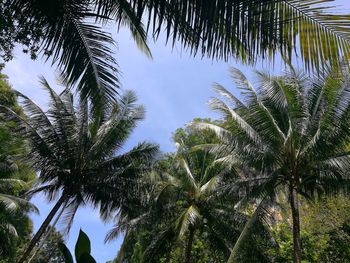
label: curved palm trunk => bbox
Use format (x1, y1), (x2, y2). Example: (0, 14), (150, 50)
(17, 194), (67, 263)
(27, 203), (66, 263)
(184, 227), (195, 263)
(290, 187), (302, 263)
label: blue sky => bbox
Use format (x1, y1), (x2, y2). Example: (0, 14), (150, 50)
(2, 1), (350, 261)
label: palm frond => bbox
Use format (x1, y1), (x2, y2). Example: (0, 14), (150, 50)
(97, 142), (159, 171)
(212, 83), (245, 109)
(175, 205), (201, 239)
(177, 158), (198, 190)
(226, 198), (271, 263)
(12, 0), (119, 105)
(208, 98), (263, 148)
(0, 105), (59, 166)
(0, 193), (38, 213)
(200, 175), (221, 197)
(280, 0), (350, 71)
(88, 91), (145, 159)
(95, 0), (152, 58)
(143, 226), (175, 261)
(190, 121), (234, 145)
(0, 222), (18, 237)
(127, 0), (350, 71)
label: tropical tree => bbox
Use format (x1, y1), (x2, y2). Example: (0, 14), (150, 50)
(0, 79), (159, 263)
(0, 70), (37, 261)
(109, 124), (272, 263)
(151, 150), (233, 263)
(2, 0), (350, 104)
(193, 67), (350, 263)
(269, 194), (350, 262)
(0, 159), (37, 260)
(28, 226), (65, 263)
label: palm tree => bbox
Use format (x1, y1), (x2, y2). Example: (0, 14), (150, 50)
(193, 67), (350, 263)
(0, 157), (37, 253)
(143, 135), (266, 262)
(0, 70), (38, 259)
(0, 78), (159, 263)
(104, 127), (235, 262)
(106, 125), (273, 263)
(154, 154), (233, 263)
(4, 0), (350, 104)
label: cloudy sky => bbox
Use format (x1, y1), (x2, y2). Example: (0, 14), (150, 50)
(3, 1), (350, 261)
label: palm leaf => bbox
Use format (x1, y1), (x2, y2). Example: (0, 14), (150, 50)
(175, 205), (201, 239)
(177, 158), (198, 189)
(0, 193), (38, 213)
(12, 0), (119, 105)
(126, 0), (350, 71)
(226, 198), (270, 263)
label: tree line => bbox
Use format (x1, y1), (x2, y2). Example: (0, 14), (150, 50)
(1, 1), (350, 262)
(1, 66), (350, 262)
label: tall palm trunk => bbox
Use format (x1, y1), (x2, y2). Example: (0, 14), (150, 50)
(290, 187), (302, 263)
(17, 194), (67, 263)
(27, 203), (66, 263)
(184, 227), (195, 263)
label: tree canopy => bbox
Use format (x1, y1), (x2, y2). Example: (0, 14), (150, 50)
(2, 0), (350, 105)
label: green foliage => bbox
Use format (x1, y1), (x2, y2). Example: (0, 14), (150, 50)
(0, 68), (25, 157)
(326, 221), (350, 262)
(2, 0), (350, 106)
(0, 78), (158, 262)
(74, 230), (91, 261)
(59, 229), (96, 263)
(0, 70), (36, 261)
(194, 67), (350, 262)
(0, 2), (42, 61)
(172, 118), (220, 148)
(0, 210), (32, 262)
(269, 196), (350, 263)
(111, 122), (272, 262)
(30, 226), (65, 263)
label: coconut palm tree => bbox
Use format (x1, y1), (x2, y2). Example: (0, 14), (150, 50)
(4, 0), (350, 104)
(193, 67), (350, 263)
(106, 125), (274, 263)
(154, 155), (234, 263)
(125, 135), (268, 262)
(0, 70), (38, 259)
(0, 78), (159, 263)
(0, 157), (37, 254)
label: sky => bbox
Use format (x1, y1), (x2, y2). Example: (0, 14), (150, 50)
(2, 1), (350, 262)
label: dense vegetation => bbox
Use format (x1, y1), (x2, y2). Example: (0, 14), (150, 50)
(0, 70), (33, 262)
(1, 1), (350, 263)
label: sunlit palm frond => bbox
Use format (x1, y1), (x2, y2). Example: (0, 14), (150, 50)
(212, 83), (246, 109)
(175, 205), (201, 239)
(0, 193), (38, 213)
(226, 198), (271, 263)
(209, 68), (350, 262)
(127, 0), (350, 71)
(177, 158), (198, 190)
(200, 175), (220, 197)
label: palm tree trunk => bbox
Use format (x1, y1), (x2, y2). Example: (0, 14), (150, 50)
(17, 194), (67, 263)
(290, 187), (302, 263)
(184, 227), (195, 263)
(27, 203), (66, 263)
